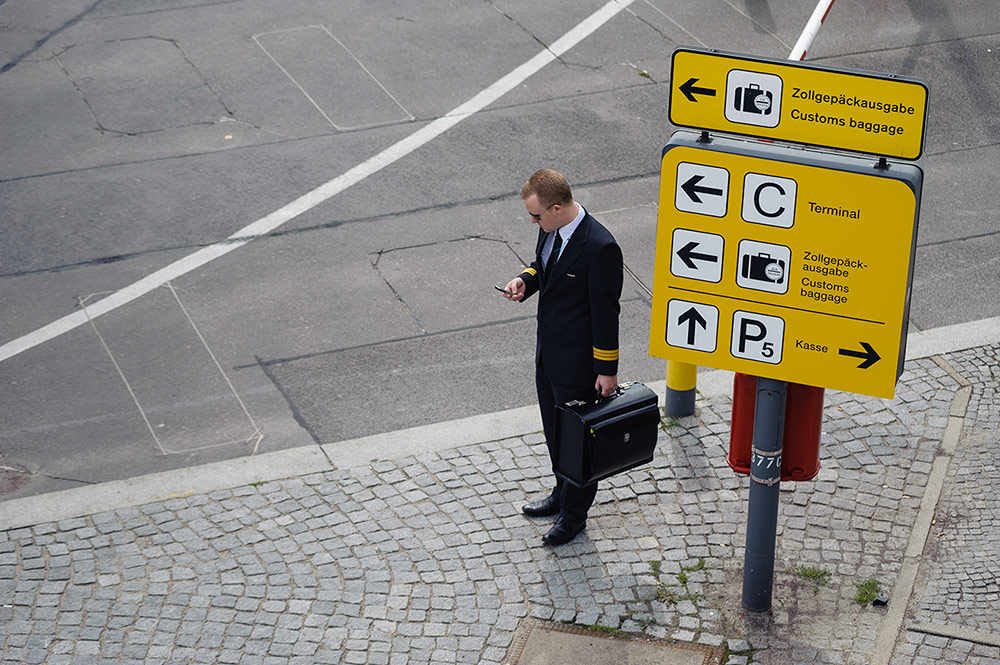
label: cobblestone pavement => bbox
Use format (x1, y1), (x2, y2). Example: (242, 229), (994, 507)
(2, 348), (999, 664)
(892, 343), (1000, 665)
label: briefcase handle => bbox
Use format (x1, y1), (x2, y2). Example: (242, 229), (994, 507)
(594, 381), (635, 403)
(567, 382), (637, 408)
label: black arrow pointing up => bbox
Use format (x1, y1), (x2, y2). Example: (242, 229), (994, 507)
(678, 307), (707, 346)
(679, 77), (717, 103)
(677, 241), (718, 270)
(681, 174), (724, 204)
(839, 342), (881, 369)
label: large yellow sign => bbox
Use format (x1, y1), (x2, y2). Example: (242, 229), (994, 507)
(648, 132), (922, 399)
(669, 48), (929, 160)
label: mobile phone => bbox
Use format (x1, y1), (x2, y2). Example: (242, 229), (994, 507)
(494, 285), (514, 295)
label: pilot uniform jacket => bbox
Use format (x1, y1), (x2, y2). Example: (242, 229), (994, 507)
(517, 212), (624, 386)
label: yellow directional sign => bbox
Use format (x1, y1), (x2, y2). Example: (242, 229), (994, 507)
(648, 132), (922, 399)
(669, 47), (929, 160)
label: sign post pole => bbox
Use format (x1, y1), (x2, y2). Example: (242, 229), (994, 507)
(741, 376), (787, 612)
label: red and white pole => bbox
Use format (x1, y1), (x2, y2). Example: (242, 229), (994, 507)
(788, 0), (836, 61)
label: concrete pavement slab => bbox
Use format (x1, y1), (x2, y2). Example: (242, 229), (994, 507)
(0, 59), (95, 180)
(251, 25), (414, 132)
(911, 236), (1000, 332)
(57, 36), (228, 135)
(376, 236), (526, 333)
(916, 143), (1000, 245)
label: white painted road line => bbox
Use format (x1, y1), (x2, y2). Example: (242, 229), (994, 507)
(0, 0), (638, 365)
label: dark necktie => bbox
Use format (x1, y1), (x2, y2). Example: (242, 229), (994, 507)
(545, 231), (563, 275)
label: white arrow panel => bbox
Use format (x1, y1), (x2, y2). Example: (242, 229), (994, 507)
(666, 299), (719, 352)
(675, 162), (729, 217)
(670, 228), (724, 283)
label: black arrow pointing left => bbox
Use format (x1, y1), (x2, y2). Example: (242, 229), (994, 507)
(677, 241), (718, 270)
(839, 342), (881, 369)
(678, 307), (707, 346)
(681, 175), (724, 204)
(679, 77), (717, 103)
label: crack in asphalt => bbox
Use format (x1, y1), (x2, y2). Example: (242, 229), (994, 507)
(0, 0), (109, 76)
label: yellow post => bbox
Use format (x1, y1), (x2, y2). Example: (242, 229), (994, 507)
(665, 361), (697, 417)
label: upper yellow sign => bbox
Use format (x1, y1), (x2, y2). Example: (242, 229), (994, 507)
(669, 47), (929, 160)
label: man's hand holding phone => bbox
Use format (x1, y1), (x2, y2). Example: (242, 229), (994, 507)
(498, 277), (526, 301)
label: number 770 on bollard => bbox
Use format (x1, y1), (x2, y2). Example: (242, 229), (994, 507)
(647, 131), (922, 399)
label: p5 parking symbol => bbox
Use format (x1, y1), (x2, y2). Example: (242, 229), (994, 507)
(731, 311), (784, 364)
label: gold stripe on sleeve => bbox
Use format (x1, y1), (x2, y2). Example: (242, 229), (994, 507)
(593, 347), (619, 361)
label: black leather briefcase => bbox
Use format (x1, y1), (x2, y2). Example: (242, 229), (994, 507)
(553, 382), (661, 487)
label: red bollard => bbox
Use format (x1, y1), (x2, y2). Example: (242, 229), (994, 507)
(728, 373), (823, 482)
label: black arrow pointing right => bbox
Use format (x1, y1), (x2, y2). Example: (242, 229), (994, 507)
(678, 307), (707, 346)
(676, 241), (718, 270)
(839, 342), (881, 369)
(681, 174), (724, 204)
(679, 77), (717, 103)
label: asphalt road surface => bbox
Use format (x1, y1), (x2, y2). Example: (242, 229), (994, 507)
(1, 0), (998, 499)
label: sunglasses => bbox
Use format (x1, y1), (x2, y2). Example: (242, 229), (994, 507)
(528, 203), (556, 221)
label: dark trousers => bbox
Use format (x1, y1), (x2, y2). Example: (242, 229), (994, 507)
(535, 358), (599, 522)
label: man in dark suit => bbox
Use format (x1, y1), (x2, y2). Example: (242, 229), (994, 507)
(502, 169), (623, 546)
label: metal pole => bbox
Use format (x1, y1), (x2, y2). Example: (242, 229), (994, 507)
(741, 376), (787, 612)
(736, 0), (836, 616)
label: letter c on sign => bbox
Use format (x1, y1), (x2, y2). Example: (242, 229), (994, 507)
(754, 182), (786, 219)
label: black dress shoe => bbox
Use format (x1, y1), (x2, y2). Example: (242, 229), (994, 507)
(542, 517), (586, 546)
(522, 495), (560, 517)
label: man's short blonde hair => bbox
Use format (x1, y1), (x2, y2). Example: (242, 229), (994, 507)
(521, 169), (573, 207)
